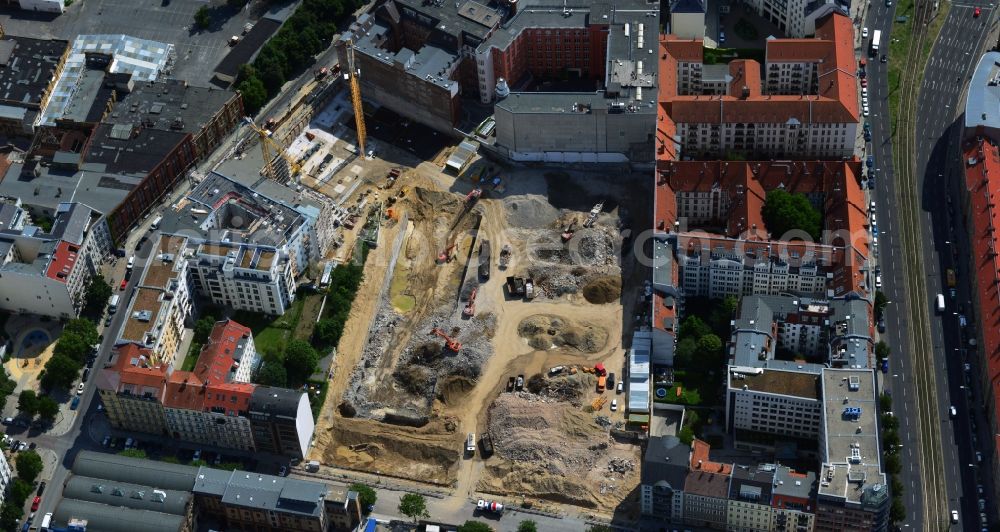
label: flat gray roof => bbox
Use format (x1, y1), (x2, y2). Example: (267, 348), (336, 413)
(818, 368), (885, 505)
(63, 475), (192, 516)
(72, 451), (198, 492)
(193, 468), (326, 518)
(0, 36), (68, 108)
(965, 51), (1000, 131)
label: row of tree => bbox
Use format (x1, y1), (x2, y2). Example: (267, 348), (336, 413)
(0, 450), (44, 530)
(237, 0), (365, 114)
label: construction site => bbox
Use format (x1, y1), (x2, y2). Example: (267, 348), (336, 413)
(307, 161), (649, 512)
(243, 43), (649, 515)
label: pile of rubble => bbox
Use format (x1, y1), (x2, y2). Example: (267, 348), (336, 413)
(342, 303), (403, 418)
(594, 416), (612, 428)
(488, 392), (608, 473)
(607, 457), (636, 474)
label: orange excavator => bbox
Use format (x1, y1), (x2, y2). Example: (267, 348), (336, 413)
(431, 328), (462, 352)
(463, 288), (477, 317)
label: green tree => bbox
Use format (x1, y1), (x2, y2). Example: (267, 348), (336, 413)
(313, 318), (343, 349)
(678, 426), (695, 445)
(884, 453), (901, 475)
(762, 189), (822, 241)
(0, 502), (21, 531)
(882, 430), (900, 451)
(875, 341), (890, 360)
(40, 354), (82, 392)
(679, 315), (711, 340)
(237, 75), (268, 115)
(255, 362), (288, 387)
(881, 414), (899, 432)
(64, 318), (99, 346)
(53, 332), (90, 364)
(697, 334), (723, 356)
(8, 479), (33, 506)
(518, 520), (538, 532)
(674, 337), (698, 369)
(16, 450), (43, 483)
(194, 5), (211, 29)
(17, 390), (38, 417)
(890, 497), (906, 522)
(83, 274), (113, 319)
(874, 291), (888, 320)
(349, 483), (377, 512)
(879, 392), (893, 412)
(37, 396), (59, 423)
(457, 521), (493, 532)
(398, 493), (429, 522)
(194, 316), (217, 344)
(285, 339), (319, 386)
(891, 476), (904, 496)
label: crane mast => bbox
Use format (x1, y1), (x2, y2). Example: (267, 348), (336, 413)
(346, 41), (366, 157)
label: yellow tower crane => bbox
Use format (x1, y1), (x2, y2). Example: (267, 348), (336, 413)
(345, 40), (366, 157)
(243, 116), (302, 181)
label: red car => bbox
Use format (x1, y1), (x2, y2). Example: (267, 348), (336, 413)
(119, 279), (127, 291)
(861, 78), (868, 88)
(975, 6), (981, 16)
(30, 496), (40, 511)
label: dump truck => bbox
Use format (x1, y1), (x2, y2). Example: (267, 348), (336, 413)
(525, 278), (535, 299)
(480, 433), (494, 457)
(515, 374), (525, 391)
(306, 460), (320, 472)
(507, 276), (526, 297)
(506, 376), (516, 392)
(597, 375), (607, 392)
(479, 239), (491, 279)
(466, 433), (476, 454)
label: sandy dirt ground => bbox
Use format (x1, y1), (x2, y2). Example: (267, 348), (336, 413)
(310, 158), (647, 513)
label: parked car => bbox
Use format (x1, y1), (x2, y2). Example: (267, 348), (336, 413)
(617, 381), (624, 394)
(862, 27), (869, 38)
(877, 319), (886, 333)
(975, 6), (982, 16)
(70, 397), (80, 410)
(30, 496), (39, 512)
(192, 449), (201, 461)
(77, 382), (85, 396)
(950, 405), (958, 418)
(279, 465), (288, 477)
(610, 399), (618, 412)
(36, 482), (45, 496)
(102, 436), (110, 447)
(104, 315), (113, 327)
(2, 417), (12, 425)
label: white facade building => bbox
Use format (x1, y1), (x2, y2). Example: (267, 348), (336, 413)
(0, 200), (111, 319)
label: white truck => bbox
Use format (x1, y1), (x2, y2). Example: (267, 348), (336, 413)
(466, 433), (476, 454)
(935, 293), (945, 313)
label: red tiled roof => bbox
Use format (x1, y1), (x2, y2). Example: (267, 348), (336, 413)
(690, 439), (733, 475)
(203, 382), (254, 413)
(193, 319), (252, 386)
(652, 292), (677, 332)
(652, 158), (871, 295)
(162, 371), (205, 411)
(100, 343), (169, 395)
(728, 59), (761, 99)
(963, 136), (1000, 459)
(45, 240), (80, 283)
(659, 13), (858, 126)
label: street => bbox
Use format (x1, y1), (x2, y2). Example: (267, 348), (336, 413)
(864, 0), (999, 528)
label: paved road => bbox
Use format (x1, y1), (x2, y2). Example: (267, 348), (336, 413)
(865, 0), (999, 529)
(912, 3), (1000, 529)
(860, 3), (929, 529)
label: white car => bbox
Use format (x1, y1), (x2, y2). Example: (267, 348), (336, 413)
(610, 399), (618, 411)
(862, 87), (868, 97)
(77, 382), (85, 396)
(952, 509), (959, 523)
(862, 27), (869, 38)
(950, 405), (958, 417)
(862, 96), (869, 106)
(616, 381), (624, 394)
(863, 104), (870, 117)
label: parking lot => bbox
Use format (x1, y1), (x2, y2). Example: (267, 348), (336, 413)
(0, 0), (276, 83)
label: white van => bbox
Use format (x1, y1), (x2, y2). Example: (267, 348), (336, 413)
(875, 275), (882, 289)
(40, 512), (52, 532)
(936, 293), (945, 312)
(126, 256), (135, 269)
(466, 433), (476, 453)
(150, 214), (163, 230)
(109, 294), (120, 313)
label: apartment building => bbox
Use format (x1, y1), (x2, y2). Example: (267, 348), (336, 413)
(653, 159), (872, 302)
(963, 55), (1000, 507)
(97, 321), (312, 456)
(658, 13), (858, 160)
(727, 465), (776, 532)
(814, 369), (888, 531)
(193, 468), (329, 531)
(772, 466), (817, 532)
(744, 0), (850, 37)
(155, 171), (338, 315)
(117, 235), (192, 365)
(640, 435), (691, 520)
(0, 447), (12, 506)
(0, 200), (111, 318)
(249, 386), (316, 460)
(682, 440), (733, 529)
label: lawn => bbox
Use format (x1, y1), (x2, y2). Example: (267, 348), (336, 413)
(232, 295), (307, 355)
(293, 293), (327, 342)
(654, 383), (703, 405)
